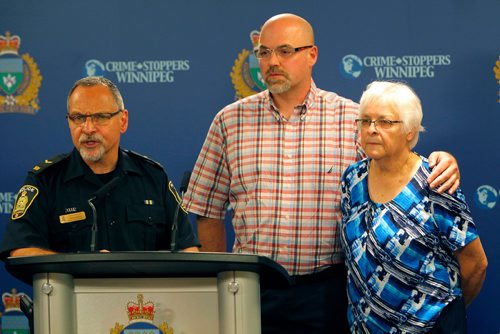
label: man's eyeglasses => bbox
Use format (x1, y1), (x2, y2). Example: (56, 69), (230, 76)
(66, 110), (122, 126)
(355, 118), (403, 130)
(254, 45), (314, 60)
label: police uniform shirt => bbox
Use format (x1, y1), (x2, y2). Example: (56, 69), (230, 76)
(1, 148), (199, 255)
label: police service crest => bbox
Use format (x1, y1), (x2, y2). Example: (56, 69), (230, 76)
(0, 31), (42, 114)
(1, 288), (31, 333)
(11, 185), (39, 220)
(230, 30), (266, 99)
(110, 294), (173, 334)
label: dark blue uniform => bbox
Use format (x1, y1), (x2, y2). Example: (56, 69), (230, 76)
(1, 148), (198, 256)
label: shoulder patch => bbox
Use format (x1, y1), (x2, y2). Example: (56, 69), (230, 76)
(168, 181), (188, 214)
(31, 153), (70, 174)
(11, 185), (39, 220)
(124, 149), (165, 170)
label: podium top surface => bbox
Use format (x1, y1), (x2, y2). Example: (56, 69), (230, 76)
(5, 251), (292, 288)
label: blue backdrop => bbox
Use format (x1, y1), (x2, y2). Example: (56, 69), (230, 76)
(1, 1), (499, 332)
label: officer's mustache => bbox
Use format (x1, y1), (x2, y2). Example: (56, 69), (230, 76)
(79, 134), (104, 144)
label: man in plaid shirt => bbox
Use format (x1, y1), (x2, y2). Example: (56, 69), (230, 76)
(183, 13), (460, 334)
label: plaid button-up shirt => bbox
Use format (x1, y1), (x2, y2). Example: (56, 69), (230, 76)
(184, 81), (363, 275)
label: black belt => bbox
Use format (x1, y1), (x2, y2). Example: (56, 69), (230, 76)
(291, 264), (346, 285)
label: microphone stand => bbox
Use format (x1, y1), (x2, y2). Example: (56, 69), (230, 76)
(20, 294), (34, 334)
(87, 175), (122, 252)
(170, 190), (184, 252)
(88, 196), (98, 252)
(170, 171), (191, 252)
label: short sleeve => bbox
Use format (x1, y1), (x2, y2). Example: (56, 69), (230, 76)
(430, 188), (479, 252)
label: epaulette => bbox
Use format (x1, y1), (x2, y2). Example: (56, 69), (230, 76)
(30, 153), (71, 174)
(124, 149), (165, 170)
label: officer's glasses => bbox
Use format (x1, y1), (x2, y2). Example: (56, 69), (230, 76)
(66, 110), (122, 126)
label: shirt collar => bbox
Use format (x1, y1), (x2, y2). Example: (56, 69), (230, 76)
(266, 80), (318, 121)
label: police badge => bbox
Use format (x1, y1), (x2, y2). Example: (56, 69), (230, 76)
(11, 185), (39, 220)
(0, 31), (42, 114)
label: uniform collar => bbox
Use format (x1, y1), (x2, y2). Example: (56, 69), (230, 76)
(64, 148), (142, 184)
(118, 149), (143, 176)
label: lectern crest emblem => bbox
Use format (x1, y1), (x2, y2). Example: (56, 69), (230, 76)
(110, 294), (174, 334)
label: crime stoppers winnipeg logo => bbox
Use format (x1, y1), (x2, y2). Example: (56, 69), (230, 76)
(339, 53), (452, 80)
(83, 58), (190, 84)
(0, 31), (42, 114)
(230, 30), (266, 99)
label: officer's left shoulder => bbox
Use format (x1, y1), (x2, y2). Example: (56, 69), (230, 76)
(123, 149), (165, 170)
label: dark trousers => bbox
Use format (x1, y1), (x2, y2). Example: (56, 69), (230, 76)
(428, 296), (467, 334)
(261, 264), (349, 334)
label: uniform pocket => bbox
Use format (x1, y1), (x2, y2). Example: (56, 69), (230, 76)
(51, 218), (92, 252)
(126, 205), (167, 250)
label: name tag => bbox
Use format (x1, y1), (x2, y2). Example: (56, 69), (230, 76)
(59, 211), (86, 224)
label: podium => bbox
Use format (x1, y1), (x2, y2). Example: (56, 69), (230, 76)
(5, 252), (291, 334)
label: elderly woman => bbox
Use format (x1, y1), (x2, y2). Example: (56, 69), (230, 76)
(340, 81), (487, 333)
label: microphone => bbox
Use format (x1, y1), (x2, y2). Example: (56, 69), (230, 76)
(90, 176), (122, 202)
(170, 171), (191, 251)
(20, 294), (34, 334)
(88, 176), (121, 252)
(180, 171), (191, 194)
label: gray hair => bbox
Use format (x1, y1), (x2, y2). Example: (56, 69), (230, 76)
(67, 76), (124, 111)
(359, 81), (425, 149)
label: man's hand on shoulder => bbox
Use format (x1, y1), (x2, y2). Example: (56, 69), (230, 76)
(427, 151), (460, 194)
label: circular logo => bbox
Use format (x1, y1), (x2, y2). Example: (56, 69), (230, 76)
(474, 185), (498, 209)
(231, 49), (265, 99)
(83, 59), (105, 77)
(339, 54), (363, 79)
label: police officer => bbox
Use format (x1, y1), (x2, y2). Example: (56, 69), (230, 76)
(1, 76), (199, 257)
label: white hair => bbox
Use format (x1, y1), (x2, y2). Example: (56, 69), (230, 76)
(359, 81), (425, 149)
